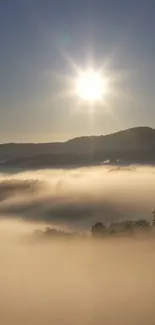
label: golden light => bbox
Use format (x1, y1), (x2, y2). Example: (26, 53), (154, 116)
(75, 69), (107, 101)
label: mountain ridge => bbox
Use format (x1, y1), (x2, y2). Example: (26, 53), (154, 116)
(1, 126), (154, 146)
(1, 126), (155, 168)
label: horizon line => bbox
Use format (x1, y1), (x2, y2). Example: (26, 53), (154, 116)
(0, 125), (153, 145)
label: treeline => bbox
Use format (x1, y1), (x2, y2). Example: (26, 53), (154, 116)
(31, 212), (155, 241)
(91, 218), (155, 238)
(32, 227), (78, 241)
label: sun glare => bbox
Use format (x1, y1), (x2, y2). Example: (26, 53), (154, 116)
(75, 69), (107, 101)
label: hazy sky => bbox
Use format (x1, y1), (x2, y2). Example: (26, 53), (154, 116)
(1, 0), (155, 142)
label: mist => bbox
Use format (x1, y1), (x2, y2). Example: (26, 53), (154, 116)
(1, 230), (155, 324)
(0, 166), (155, 324)
(0, 165), (155, 230)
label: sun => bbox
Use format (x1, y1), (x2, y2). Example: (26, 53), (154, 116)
(75, 69), (107, 101)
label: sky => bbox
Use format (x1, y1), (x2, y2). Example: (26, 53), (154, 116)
(1, 0), (155, 142)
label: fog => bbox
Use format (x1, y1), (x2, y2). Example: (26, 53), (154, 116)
(0, 165), (155, 229)
(0, 166), (155, 324)
(1, 232), (155, 324)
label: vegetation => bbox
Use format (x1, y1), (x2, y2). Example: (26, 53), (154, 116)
(32, 211), (155, 241)
(32, 227), (78, 241)
(91, 214), (155, 238)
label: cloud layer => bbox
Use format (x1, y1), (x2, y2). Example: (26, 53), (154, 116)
(0, 166), (155, 324)
(0, 234), (155, 325)
(0, 166), (155, 230)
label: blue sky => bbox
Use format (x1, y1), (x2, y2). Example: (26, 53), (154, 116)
(1, 0), (155, 142)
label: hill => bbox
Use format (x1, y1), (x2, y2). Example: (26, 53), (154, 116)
(1, 126), (155, 168)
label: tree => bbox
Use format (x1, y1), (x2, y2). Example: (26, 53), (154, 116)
(122, 220), (134, 232)
(152, 209), (155, 226)
(91, 222), (106, 238)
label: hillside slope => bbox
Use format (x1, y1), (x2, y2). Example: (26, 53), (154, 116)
(1, 127), (155, 168)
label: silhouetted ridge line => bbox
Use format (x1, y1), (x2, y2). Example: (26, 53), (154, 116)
(0, 126), (155, 168)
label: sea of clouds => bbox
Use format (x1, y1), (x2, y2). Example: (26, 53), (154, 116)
(0, 166), (155, 325)
(0, 165), (155, 230)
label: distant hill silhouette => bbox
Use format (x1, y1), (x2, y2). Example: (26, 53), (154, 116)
(1, 126), (155, 168)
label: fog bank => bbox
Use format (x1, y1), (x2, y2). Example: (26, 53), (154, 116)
(0, 166), (155, 324)
(0, 233), (155, 325)
(0, 166), (154, 230)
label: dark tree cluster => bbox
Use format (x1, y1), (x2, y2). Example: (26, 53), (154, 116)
(91, 214), (155, 238)
(32, 227), (78, 241)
